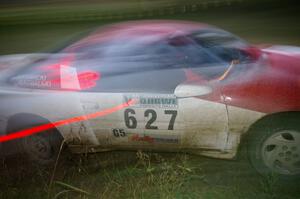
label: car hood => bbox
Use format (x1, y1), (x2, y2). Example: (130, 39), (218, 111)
(261, 45), (300, 57)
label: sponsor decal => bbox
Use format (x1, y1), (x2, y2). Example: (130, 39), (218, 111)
(131, 134), (154, 143)
(130, 134), (179, 144)
(124, 94), (178, 108)
(14, 75), (54, 88)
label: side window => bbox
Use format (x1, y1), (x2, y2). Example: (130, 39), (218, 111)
(90, 42), (187, 93)
(166, 36), (227, 81)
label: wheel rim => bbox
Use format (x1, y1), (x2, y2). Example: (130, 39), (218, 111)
(262, 130), (300, 175)
(23, 136), (53, 160)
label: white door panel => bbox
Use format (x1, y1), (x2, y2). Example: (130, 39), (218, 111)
(79, 91), (228, 151)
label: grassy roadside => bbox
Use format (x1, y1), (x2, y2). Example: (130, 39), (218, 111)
(0, 0), (299, 55)
(1, 149), (300, 199)
(0, 0), (269, 25)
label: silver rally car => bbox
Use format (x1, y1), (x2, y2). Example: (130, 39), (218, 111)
(0, 20), (299, 179)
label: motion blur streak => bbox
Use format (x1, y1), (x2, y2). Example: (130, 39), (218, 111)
(0, 99), (137, 143)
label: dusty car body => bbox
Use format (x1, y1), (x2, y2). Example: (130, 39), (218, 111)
(0, 20), (299, 178)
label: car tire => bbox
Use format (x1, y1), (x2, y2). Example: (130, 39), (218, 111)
(21, 129), (64, 166)
(247, 112), (300, 180)
(6, 113), (65, 166)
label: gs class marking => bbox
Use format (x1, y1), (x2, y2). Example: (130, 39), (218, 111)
(112, 128), (126, 137)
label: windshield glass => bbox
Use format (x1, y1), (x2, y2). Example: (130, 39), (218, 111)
(190, 29), (250, 63)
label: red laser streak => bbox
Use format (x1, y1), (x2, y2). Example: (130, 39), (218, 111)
(0, 99), (136, 143)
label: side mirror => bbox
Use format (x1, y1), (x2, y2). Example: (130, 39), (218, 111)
(174, 84), (212, 98)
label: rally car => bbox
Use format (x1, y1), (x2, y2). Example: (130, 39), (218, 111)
(0, 20), (299, 179)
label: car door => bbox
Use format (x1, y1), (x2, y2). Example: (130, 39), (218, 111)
(78, 68), (228, 152)
(78, 67), (187, 150)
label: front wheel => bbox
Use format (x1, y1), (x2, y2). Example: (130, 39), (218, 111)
(247, 113), (300, 180)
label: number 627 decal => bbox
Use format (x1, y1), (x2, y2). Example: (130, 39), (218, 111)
(124, 109), (177, 130)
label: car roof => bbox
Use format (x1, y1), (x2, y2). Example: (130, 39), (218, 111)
(66, 20), (212, 51)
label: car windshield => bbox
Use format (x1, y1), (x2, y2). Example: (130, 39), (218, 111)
(190, 29), (250, 63)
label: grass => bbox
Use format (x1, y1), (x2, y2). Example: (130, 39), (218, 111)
(0, 0), (300, 55)
(1, 149), (300, 199)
